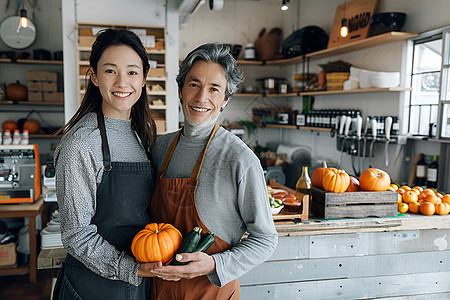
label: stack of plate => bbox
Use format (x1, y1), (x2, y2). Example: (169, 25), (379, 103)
(41, 211), (62, 249)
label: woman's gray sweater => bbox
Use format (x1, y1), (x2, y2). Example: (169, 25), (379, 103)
(55, 113), (149, 286)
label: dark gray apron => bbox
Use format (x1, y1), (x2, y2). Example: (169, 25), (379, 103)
(53, 108), (154, 300)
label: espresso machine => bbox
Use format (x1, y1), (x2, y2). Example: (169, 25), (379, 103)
(0, 144), (41, 204)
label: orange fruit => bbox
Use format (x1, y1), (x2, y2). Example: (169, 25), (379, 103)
(388, 186), (397, 192)
(402, 190), (418, 203)
(389, 184), (399, 191)
(442, 195), (450, 205)
(424, 188), (436, 194)
(411, 189), (421, 196)
(398, 203), (409, 213)
(409, 201), (420, 214)
(420, 202), (436, 215)
(436, 192), (444, 198)
(412, 186), (423, 192)
(419, 189), (435, 199)
(397, 188), (406, 195)
(396, 194), (402, 204)
(418, 199), (424, 205)
(423, 194), (440, 205)
(436, 203), (450, 215)
(400, 185), (411, 191)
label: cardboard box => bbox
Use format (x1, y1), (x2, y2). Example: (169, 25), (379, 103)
(78, 36), (95, 48)
(79, 66), (90, 76)
(42, 81), (58, 92)
(148, 68), (165, 77)
(155, 120), (166, 133)
(26, 71), (58, 82)
(0, 243), (17, 267)
(43, 92), (64, 102)
(27, 81), (42, 91)
(28, 91), (43, 102)
(79, 28), (93, 36)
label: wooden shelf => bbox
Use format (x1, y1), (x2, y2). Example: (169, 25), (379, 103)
(149, 105), (167, 109)
(264, 124), (332, 132)
(300, 87), (412, 96)
(236, 32), (418, 66)
(0, 58), (63, 65)
(31, 134), (62, 138)
(0, 100), (63, 106)
(234, 87), (411, 98)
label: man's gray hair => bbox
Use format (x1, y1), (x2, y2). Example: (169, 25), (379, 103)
(176, 43), (245, 99)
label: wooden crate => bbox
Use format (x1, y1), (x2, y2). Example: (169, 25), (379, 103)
(311, 187), (398, 219)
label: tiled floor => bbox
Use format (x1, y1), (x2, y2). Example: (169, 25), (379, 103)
(0, 269), (54, 300)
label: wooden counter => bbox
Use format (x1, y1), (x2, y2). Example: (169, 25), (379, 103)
(0, 198), (46, 283)
(241, 213), (450, 299)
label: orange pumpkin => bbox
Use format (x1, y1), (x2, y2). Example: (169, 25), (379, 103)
(345, 176), (360, 192)
(311, 161), (328, 189)
(435, 203), (450, 215)
(322, 168), (350, 193)
(6, 81), (27, 101)
(2, 120), (18, 131)
(23, 119), (41, 134)
(359, 168), (391, 191)
(131, 223), (182, 263)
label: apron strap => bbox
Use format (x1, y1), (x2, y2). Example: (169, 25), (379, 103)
(159, 129), (183, 176)
(96, 106), (112, 171)
(190, 123), (219, 181)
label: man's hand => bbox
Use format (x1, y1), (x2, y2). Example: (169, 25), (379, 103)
(138, 261), (163, 277)
(151, 252), (216, 281)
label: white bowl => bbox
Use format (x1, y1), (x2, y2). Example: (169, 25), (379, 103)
(370, 72), (400, 88)
(271, 205), (284, 215)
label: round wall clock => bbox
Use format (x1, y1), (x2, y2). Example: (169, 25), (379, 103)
(0, 16), (36, 49)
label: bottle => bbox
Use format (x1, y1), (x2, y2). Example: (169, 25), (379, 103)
(3, 130), (11, 145)
(12, 129), (21, 145)
(20, 130), (29, 145)
(296, 166), (312, 215)
(415, 153), (427, 187)
(427, 155), (438, 188)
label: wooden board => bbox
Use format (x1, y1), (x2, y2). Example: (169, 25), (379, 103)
(269, 179), (309, 222)
(311, 187), (398, 219)
(328, 0), (378, 48)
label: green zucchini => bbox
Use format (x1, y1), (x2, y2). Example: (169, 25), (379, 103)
(194, 232), (215, 252)
(172, 226), (202, 265)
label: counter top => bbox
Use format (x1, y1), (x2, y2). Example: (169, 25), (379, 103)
(275, 213), (450, 237)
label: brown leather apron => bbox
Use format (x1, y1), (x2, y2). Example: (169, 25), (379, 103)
(150, 123), (240, 300)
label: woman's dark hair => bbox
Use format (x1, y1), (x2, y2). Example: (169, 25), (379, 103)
(177, 43), (244, 99)
(57, 28), (156, 155)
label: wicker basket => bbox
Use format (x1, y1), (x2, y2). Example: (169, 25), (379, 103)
(326, 72), (350, 90)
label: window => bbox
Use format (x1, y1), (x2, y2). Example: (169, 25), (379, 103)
(409, 36), (441, 136)
(409, 28), (450, 140)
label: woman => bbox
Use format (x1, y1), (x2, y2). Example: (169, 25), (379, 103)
(53, 28), (161, 300)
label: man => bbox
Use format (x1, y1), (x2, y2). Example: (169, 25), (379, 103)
(149, 42), (278, 299)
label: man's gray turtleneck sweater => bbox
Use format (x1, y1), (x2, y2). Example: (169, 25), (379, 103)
(152, 121), (278, 287)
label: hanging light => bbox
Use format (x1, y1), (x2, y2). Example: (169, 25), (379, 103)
(340, 0), (348, 37)
(20, 1), (28, 28)
(281, 0), (289, 11)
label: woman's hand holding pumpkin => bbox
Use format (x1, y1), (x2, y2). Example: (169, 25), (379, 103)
(138, 261), (163, 277)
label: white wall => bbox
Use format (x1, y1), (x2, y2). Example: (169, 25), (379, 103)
(61, 0), (179, 132)
(180, 0), (450, 191)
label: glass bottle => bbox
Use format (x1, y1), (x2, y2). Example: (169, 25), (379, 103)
(427, 155), (438, 188)
(296, 166), (312, 215)
(415, 153), (427, 187)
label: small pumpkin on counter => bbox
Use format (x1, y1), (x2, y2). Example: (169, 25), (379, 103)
(359, 168), (391, 191)
(6, 81), (27, 101)
(345, 176), (360, 192)
(322, 168), (350, 193)
(23, 119), (41, 134)
(131, 223), (182, 263)
(311, 161), (328, 189)
(2, 120), (18, 131)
